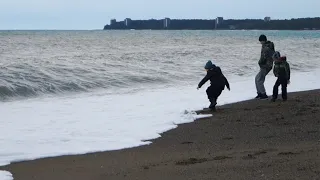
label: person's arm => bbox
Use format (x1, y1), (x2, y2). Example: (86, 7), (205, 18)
(273, 64), (277, 77)
(285, 62), (290, 80)
(266, 43), (275, 60)
(218, 67), (230, 90)
(198, 73), (210, 88)
(259, 46), (274, 67)
(258, 47), (266, 66)
(224, 76), (230, 90)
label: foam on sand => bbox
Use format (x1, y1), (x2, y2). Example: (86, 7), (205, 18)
(0, 171), (13, 180)
(0, 70), (319, 167)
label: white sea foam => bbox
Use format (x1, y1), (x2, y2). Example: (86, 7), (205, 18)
(0, 70), (319, 167)
(0, 171), (13, 180)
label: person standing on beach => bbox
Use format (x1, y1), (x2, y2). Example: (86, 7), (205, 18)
(197, 60), (230, 110)
(271, 51), (291, 102)
(255, 34), (275, 99)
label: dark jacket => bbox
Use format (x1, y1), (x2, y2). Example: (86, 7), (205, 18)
(273, 56), (290, 80)
(198, 65), (230, 90)
(259, 41), (275, 70)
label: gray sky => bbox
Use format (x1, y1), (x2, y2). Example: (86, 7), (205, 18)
(1, 0), (319, 30)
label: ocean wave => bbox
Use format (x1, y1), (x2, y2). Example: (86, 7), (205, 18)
(1, 30), (320, 101)
(0, 64), (173, 101)
(0, 59), (316, 101)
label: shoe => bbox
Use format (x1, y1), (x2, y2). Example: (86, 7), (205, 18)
(209, 102), (217, 109)
(260, 93), (268, 100)
(255, 93), (262, 99)
(271, 98), (276, 102)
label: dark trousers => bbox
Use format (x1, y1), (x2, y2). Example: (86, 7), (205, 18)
(206, 86), (223, 107)
(272, 77), (288, 100)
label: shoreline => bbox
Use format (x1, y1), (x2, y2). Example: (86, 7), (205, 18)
(1, 89), (320, 180)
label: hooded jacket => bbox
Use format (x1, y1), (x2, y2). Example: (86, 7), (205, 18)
(273, 56), (290, 80)
(259, 41), (275, 70)
(198, 65), (230, 90)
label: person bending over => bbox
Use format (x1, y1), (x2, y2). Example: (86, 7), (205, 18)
(197, 60), (230, 110)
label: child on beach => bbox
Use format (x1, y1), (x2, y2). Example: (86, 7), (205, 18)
(271, 51), (291, 102)
(197, 60), (230, 110)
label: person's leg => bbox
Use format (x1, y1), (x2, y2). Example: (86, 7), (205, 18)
(213, 89), (223, 104)
(256, 68), (270, 99)
(280, 78), (288, 101)
(272, 78), (281, 101)
(255, 70), (262, 98)
(206, 86), (212, 100)
(206, 86), (215, 108)
(207, 87), (222, 110)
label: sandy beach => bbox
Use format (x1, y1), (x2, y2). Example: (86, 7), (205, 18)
(1, 89), (320, 180)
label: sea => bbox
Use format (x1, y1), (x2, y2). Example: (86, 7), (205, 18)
(1, 30), (320, 180)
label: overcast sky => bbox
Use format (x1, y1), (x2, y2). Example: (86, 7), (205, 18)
(1, 0), (319, 30)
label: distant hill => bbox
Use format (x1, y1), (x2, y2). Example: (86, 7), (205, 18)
(103, 17), (320, 30)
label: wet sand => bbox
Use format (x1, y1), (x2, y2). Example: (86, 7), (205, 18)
(1, 90), (320, 180)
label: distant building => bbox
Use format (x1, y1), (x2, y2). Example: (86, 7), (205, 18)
(124, 18), (132, 27)
(110, 19), (116, 25)
(216, 17), (223, 24)
(264, 17), (271, 22)
(215, 17), (223, 29)
(163, 18), (170, 28)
